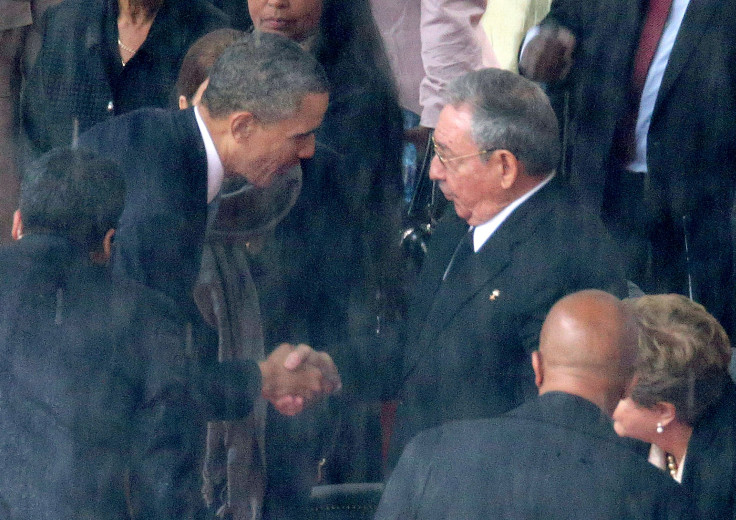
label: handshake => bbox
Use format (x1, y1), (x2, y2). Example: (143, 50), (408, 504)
(259, 343), (342, 416)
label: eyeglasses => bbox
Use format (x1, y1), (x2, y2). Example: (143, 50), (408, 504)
(431, 135), (493, 170)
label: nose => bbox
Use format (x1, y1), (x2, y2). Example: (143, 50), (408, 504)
(428, 155), (444, 181)
(298, 134), (317, 159)
(266, 0), (288, 7)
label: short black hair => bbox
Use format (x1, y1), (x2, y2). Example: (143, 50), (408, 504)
(21, 148), (125, 251)
(202, 31), (329, 121)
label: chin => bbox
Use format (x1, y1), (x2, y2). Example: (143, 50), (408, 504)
(612, 422), (625, 437)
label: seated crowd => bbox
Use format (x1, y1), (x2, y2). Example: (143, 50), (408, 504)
(0, 0), (734, 519)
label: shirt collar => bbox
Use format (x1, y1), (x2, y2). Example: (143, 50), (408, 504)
(472, 172), (555, 252)
(194, 106), (225, 203)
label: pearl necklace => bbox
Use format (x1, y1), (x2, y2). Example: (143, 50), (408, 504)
(665, 453), (678, 479)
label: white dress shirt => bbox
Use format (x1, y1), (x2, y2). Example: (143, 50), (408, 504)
(194, 105), (225, 203)
(628, 0), (690, 173)
(472, 172), (554, 251)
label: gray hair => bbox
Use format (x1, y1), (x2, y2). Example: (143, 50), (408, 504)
(445, 68), (560, 176)
(201, 31), (329, 122)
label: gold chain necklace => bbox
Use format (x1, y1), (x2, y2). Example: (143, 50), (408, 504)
(117, 38), (136, 66)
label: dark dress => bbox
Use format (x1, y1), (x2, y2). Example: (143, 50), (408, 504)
(249, 26), (405, 518)
(681, 379), (736, 520)
(21, 0), (228, 155)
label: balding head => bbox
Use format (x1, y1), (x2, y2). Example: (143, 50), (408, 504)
(532, 290), (637, 416)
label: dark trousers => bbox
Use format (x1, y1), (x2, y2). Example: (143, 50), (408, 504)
(602, 167), (735, 336)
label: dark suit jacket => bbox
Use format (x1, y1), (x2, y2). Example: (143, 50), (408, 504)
(78, 107), (208, 311)
(544, 0), (736, 214)
(541, 0), (736, 328)
(376, 392), (695, 520)
(22, 0), (227, 155)
(385, 178), (627, 465)
(0, 234), (260, 519)
(79, 109), (266, 517)
(681, 380), (736, 520)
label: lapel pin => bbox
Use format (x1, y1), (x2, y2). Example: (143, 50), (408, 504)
(490, 289), (500, 301)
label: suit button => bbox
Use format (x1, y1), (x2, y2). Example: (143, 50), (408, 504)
(107, 101), (114, 112)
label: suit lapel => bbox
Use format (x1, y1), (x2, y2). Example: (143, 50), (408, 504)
(407, 215), (468, 332)
(655, 0), (718, 112)
(405, 181), (558, 375)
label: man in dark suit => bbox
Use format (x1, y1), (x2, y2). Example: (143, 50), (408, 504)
(381, 68), (627, 466)
(376, 290), (695, 519)
(77, 32), (329, 316)
(519, 0), (736, 335)
(0, 148), (339, 519)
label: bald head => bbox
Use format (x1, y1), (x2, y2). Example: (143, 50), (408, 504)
(532, 290), (637, 416)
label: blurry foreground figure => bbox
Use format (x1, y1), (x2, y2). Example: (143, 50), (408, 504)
(613, 294), (736, 520)
(376, 290), (694, 519)
(0, 148), (340, 519)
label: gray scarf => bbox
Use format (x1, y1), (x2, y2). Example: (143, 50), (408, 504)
(194, 166), (302, 520)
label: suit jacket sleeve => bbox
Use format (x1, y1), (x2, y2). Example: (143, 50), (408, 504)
(122, 290), (261, 519)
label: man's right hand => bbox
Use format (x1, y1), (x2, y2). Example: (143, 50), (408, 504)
(259, 343), (342, 416)
(519, 25), (576, 83)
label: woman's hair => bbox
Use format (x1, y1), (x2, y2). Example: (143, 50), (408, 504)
(627, 294), (731, 425)
(176, 28), (246, 101)
(311, 0), (396, 93)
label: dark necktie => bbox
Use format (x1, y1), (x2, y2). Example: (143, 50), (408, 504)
(443, 227), (474, 281)
(613, 0), (674, 164)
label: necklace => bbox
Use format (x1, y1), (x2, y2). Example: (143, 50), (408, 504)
(117, 38), (136, 66)
(665, 453), (678, 479)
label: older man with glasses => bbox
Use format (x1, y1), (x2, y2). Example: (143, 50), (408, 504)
(382, 68), (629, 469)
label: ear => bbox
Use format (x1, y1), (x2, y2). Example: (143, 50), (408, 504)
(229, 111), (257, 142)
(654, 401), (677, 428)
(191, 78), (209, 106)
(531, 350), (543, 389)
(178, 95), (189, 110)
(11, 210), (22, 241)
(89, 228), (115, 265)
(495, 150), (520, 190)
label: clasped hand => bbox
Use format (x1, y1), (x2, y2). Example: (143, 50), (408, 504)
(259, 343), (342, 416)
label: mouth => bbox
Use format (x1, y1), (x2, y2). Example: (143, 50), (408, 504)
(436, 182), (450, 199)
(259, 17), (292, 32)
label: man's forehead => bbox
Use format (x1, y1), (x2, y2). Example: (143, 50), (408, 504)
(435, 103), (475, 147)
